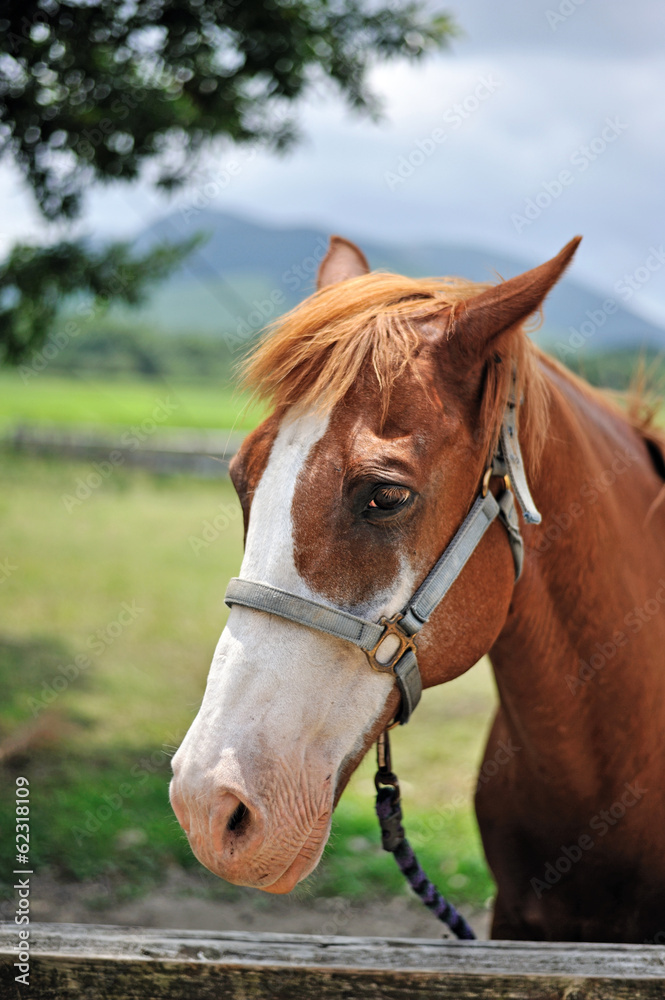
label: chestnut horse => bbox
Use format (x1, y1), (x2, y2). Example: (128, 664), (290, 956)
(170, 236), (665, 941)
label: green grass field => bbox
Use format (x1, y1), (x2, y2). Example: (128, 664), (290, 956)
(3, 363), (664, 438)
(0, 451), (497, 908)
(0, 371), (267, 431)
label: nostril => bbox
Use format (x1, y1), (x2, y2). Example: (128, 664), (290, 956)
(210, 792), (260, 854)
(227, 801), (249, 833)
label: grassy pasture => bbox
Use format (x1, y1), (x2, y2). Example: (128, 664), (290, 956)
(0, 370), (266, 432)
(0, 449), (497, 908)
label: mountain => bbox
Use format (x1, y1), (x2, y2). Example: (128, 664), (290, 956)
(122, 210), (665, 355)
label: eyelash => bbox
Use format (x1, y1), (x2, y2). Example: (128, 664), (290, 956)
(366, 484), (413, 514)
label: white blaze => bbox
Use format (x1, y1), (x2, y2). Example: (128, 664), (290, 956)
(173, 406), (415, 872)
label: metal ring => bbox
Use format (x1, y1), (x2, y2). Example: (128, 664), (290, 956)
(482, 467), (511, 497)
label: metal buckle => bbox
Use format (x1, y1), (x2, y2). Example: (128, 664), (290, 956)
(365, 613), (417, 675)
(482, 466), (511, 497)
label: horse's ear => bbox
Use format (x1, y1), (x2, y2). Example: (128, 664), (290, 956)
(317, 236), (370, 289)
(443, 236), (582, 357)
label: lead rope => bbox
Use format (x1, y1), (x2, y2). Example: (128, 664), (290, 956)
(374, 730), (476, 940)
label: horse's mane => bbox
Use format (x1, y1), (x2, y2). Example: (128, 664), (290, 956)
(241, 270), (551, 472)
(242, 272), (484, 408)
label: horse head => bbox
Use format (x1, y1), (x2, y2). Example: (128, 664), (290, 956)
(170, 235), (579, 893)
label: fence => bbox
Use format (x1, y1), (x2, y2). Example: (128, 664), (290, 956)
(3, 425), (244, 477)
(1, 923), (664, 998)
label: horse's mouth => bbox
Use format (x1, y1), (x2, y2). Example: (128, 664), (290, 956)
(259, 815), (332, 894)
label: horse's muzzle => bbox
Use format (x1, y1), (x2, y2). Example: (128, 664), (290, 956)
(170, 779), (271, 883)
(169, 772), (330, 891)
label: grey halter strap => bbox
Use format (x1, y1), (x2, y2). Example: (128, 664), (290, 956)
(225, 375), (540, 725)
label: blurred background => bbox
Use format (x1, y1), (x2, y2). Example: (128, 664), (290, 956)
(1, 0), (663, 937)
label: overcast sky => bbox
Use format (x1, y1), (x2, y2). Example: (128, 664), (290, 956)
(2, 0), (665, 324)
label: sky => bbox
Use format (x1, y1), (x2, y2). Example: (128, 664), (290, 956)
(2, 0), (665, 325)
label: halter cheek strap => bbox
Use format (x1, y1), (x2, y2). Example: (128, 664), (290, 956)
(224, 372), (540, 725)
(499, 373), (541, 525)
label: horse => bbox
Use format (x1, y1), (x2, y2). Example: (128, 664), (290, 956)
(170, 235), (665, 942)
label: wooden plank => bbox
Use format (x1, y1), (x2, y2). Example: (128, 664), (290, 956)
(1, 923), (664, 999)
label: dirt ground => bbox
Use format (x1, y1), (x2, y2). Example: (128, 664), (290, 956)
(9, 867), (491, 940)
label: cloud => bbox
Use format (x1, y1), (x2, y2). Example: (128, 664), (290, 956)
(0, 0), (663, 323)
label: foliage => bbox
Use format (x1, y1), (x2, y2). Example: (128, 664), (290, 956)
(0, 235), (201, 364)
(563, 347), (665, 392)
(0, 0), (455, 220)
(19, 317), (243, 380)
(0, 0), (455, 365)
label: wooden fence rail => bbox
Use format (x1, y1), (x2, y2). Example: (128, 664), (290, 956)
(2, 424), (244, 476)
(1, 923), (664, 999)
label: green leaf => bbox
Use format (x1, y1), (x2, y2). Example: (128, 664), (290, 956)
(0, 235), (203, 364)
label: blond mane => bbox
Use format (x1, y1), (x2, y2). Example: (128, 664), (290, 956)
(241, 270), (553, 471)
(242, 272), (495, 412)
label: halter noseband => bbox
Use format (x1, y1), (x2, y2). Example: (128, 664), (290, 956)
(224, 372), (540, 725)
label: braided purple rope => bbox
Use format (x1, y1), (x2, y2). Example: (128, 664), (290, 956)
(375, 787), (475, 940)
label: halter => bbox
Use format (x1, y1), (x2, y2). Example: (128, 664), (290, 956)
(224, 371), (540, 725)
(224, 371), (540, 940)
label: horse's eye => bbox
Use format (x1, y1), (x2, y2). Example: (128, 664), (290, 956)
(368, 485), (412, 510)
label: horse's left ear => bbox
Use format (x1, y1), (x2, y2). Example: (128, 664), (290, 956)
(444, 236), (582, 357)
(317, 236), (370, 289)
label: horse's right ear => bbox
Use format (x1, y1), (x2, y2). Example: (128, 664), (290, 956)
(438, 236), (582, 360)
(317, 236), (370, 289)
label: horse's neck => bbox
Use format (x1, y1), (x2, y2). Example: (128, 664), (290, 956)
(490, 363), (665, 792)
